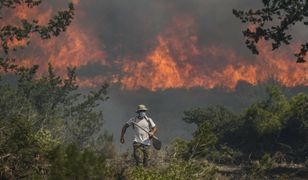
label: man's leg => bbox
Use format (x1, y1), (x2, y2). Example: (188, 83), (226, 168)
(142, 145), (150, 167)
(133, 142), (143, 166)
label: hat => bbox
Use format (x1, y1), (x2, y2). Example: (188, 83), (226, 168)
(136, 104), (148, 112)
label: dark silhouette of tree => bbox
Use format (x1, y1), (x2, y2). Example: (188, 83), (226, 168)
(233, 0), (308, 63)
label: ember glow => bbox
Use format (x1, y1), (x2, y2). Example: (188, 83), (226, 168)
(2, 1), (307, 91)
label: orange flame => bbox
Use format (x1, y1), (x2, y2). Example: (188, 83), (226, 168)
(2, 1), (107, 78)
(2, 3), (307, 91)
(119, 16), (307, 91)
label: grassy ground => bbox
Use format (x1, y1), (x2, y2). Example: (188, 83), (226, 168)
(107, 149), (308, 180)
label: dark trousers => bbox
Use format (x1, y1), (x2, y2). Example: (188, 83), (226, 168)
(133, 142), (150, 167)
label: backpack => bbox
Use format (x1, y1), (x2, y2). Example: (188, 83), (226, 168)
(132, 116), (152, 130)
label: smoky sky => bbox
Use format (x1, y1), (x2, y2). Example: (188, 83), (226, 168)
(53, 0), (308, 149)
(3, 0), (308, 149)
(74, 0), (308, 149)
(77, 0), (263, 60)
(8, 0), (307, 82)
(72, 0), (308, 80)
(101, 83), (308, 150)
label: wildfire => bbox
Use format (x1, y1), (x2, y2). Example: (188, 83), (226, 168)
(2, 0), (106, 77)
(119, 16), (308, 91)
(1, 2), (307, 91)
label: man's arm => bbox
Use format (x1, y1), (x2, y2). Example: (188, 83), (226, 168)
(148, 118), (157, 138)
(120, 123), (129, 144)
(149, 126), (157, 139)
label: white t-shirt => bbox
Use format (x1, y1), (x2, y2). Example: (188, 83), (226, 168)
(126, 115), (156, 145)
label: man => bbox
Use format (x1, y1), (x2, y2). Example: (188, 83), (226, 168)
(120, 104), (157, 167)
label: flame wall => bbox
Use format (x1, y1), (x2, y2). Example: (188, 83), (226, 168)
(2, 0), (307, 91)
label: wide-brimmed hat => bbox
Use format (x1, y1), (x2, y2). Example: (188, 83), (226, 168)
(136, 104), (148, 112)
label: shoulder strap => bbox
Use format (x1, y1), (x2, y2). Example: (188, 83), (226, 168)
(132, 116), (152, 130)
(144, 116), (152, 130)
(132, 116), (137, 129)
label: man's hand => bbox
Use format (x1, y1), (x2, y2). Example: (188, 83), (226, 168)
(149, 132), (154, 139)
(120, 137), (125, 144)
(149, 127), (157, 139)
(120, 124), (129, 144)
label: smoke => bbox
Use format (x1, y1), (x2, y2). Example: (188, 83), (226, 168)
(3, 0), (307, 90)
(102, 83), (308, 150)
(75, 0), (307, 90)
(2, 0), (308, 148)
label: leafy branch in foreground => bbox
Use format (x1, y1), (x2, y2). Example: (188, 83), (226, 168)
(0, 0), (74, 69)
(0, 63), (114, 178)
(233, 0), (308, 63)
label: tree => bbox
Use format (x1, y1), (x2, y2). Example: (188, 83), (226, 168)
(0, 116), (44, 178)
(0, 1), (112, 150)
(0, 0), (74, 69)
(188, 122), (218, 159)
(183, 105), (239, 141)
(279, 93), (308, 160)
(182, 106), (241, 161)
(233, 0), (308, 63)
(0, 1), (115, 178)
(0, 64), (112, 178)
(181, 86), (308, 163)
(240, 104), (283, 154)
(238, 86), (290, 154)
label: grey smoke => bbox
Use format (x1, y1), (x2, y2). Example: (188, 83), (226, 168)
(72, 0), (308, 149)
(100, 83), (308, 150)
(5, 0), (308, 150)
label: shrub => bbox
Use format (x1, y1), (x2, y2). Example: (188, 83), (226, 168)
(48, 144), (115, 179)
(124, 159), (217, 180)
(250, 153), (273, 178)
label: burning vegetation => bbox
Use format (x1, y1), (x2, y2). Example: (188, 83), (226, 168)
(0, 0), (307, 179)
(1, 0), (307, 91)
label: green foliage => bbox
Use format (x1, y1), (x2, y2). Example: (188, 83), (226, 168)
(124, 159), (217, 180)
(183, 105), (237, 127)
(0, 0), (42, 9)
(244, 105), (282, 136)
(183, 105), (244, 161)
(1, 62), (109, 146)
(0, 65), (114, 178)
(48, 144), (114, 179)
(183, 105), (239, 142)
(35, 128), (60, 152)
(0, 1), (116, 179)
(265, 86), (290, 115)
(0, 63), (115, 177)
(251, 153), (273, 178)
(0, 116), (47, 178)
(290, 93), (308, 129)
(233, 0), (308, 62)
(188, 122), (218, 159)
(169, 137), (190, 159)
(182, 85), (308, 162)
(0, 0), (75, 68)
(207, 145), (243, 164)
(278, 92), (308, 159)
(238, 86), (290, 154)
(63, 82), (109, 147)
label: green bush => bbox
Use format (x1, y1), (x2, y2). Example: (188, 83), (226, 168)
(0, 116), (46, 178)
(35, 128), (60, 152)
(250, 153), (273, 178)
(124, 159), (217, 180)
(48, 144), (114, 179)
(169, 137), (190, 160)
(206, 145), (243, 164)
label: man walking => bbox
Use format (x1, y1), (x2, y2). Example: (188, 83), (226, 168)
(120, 104), (157, 167)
